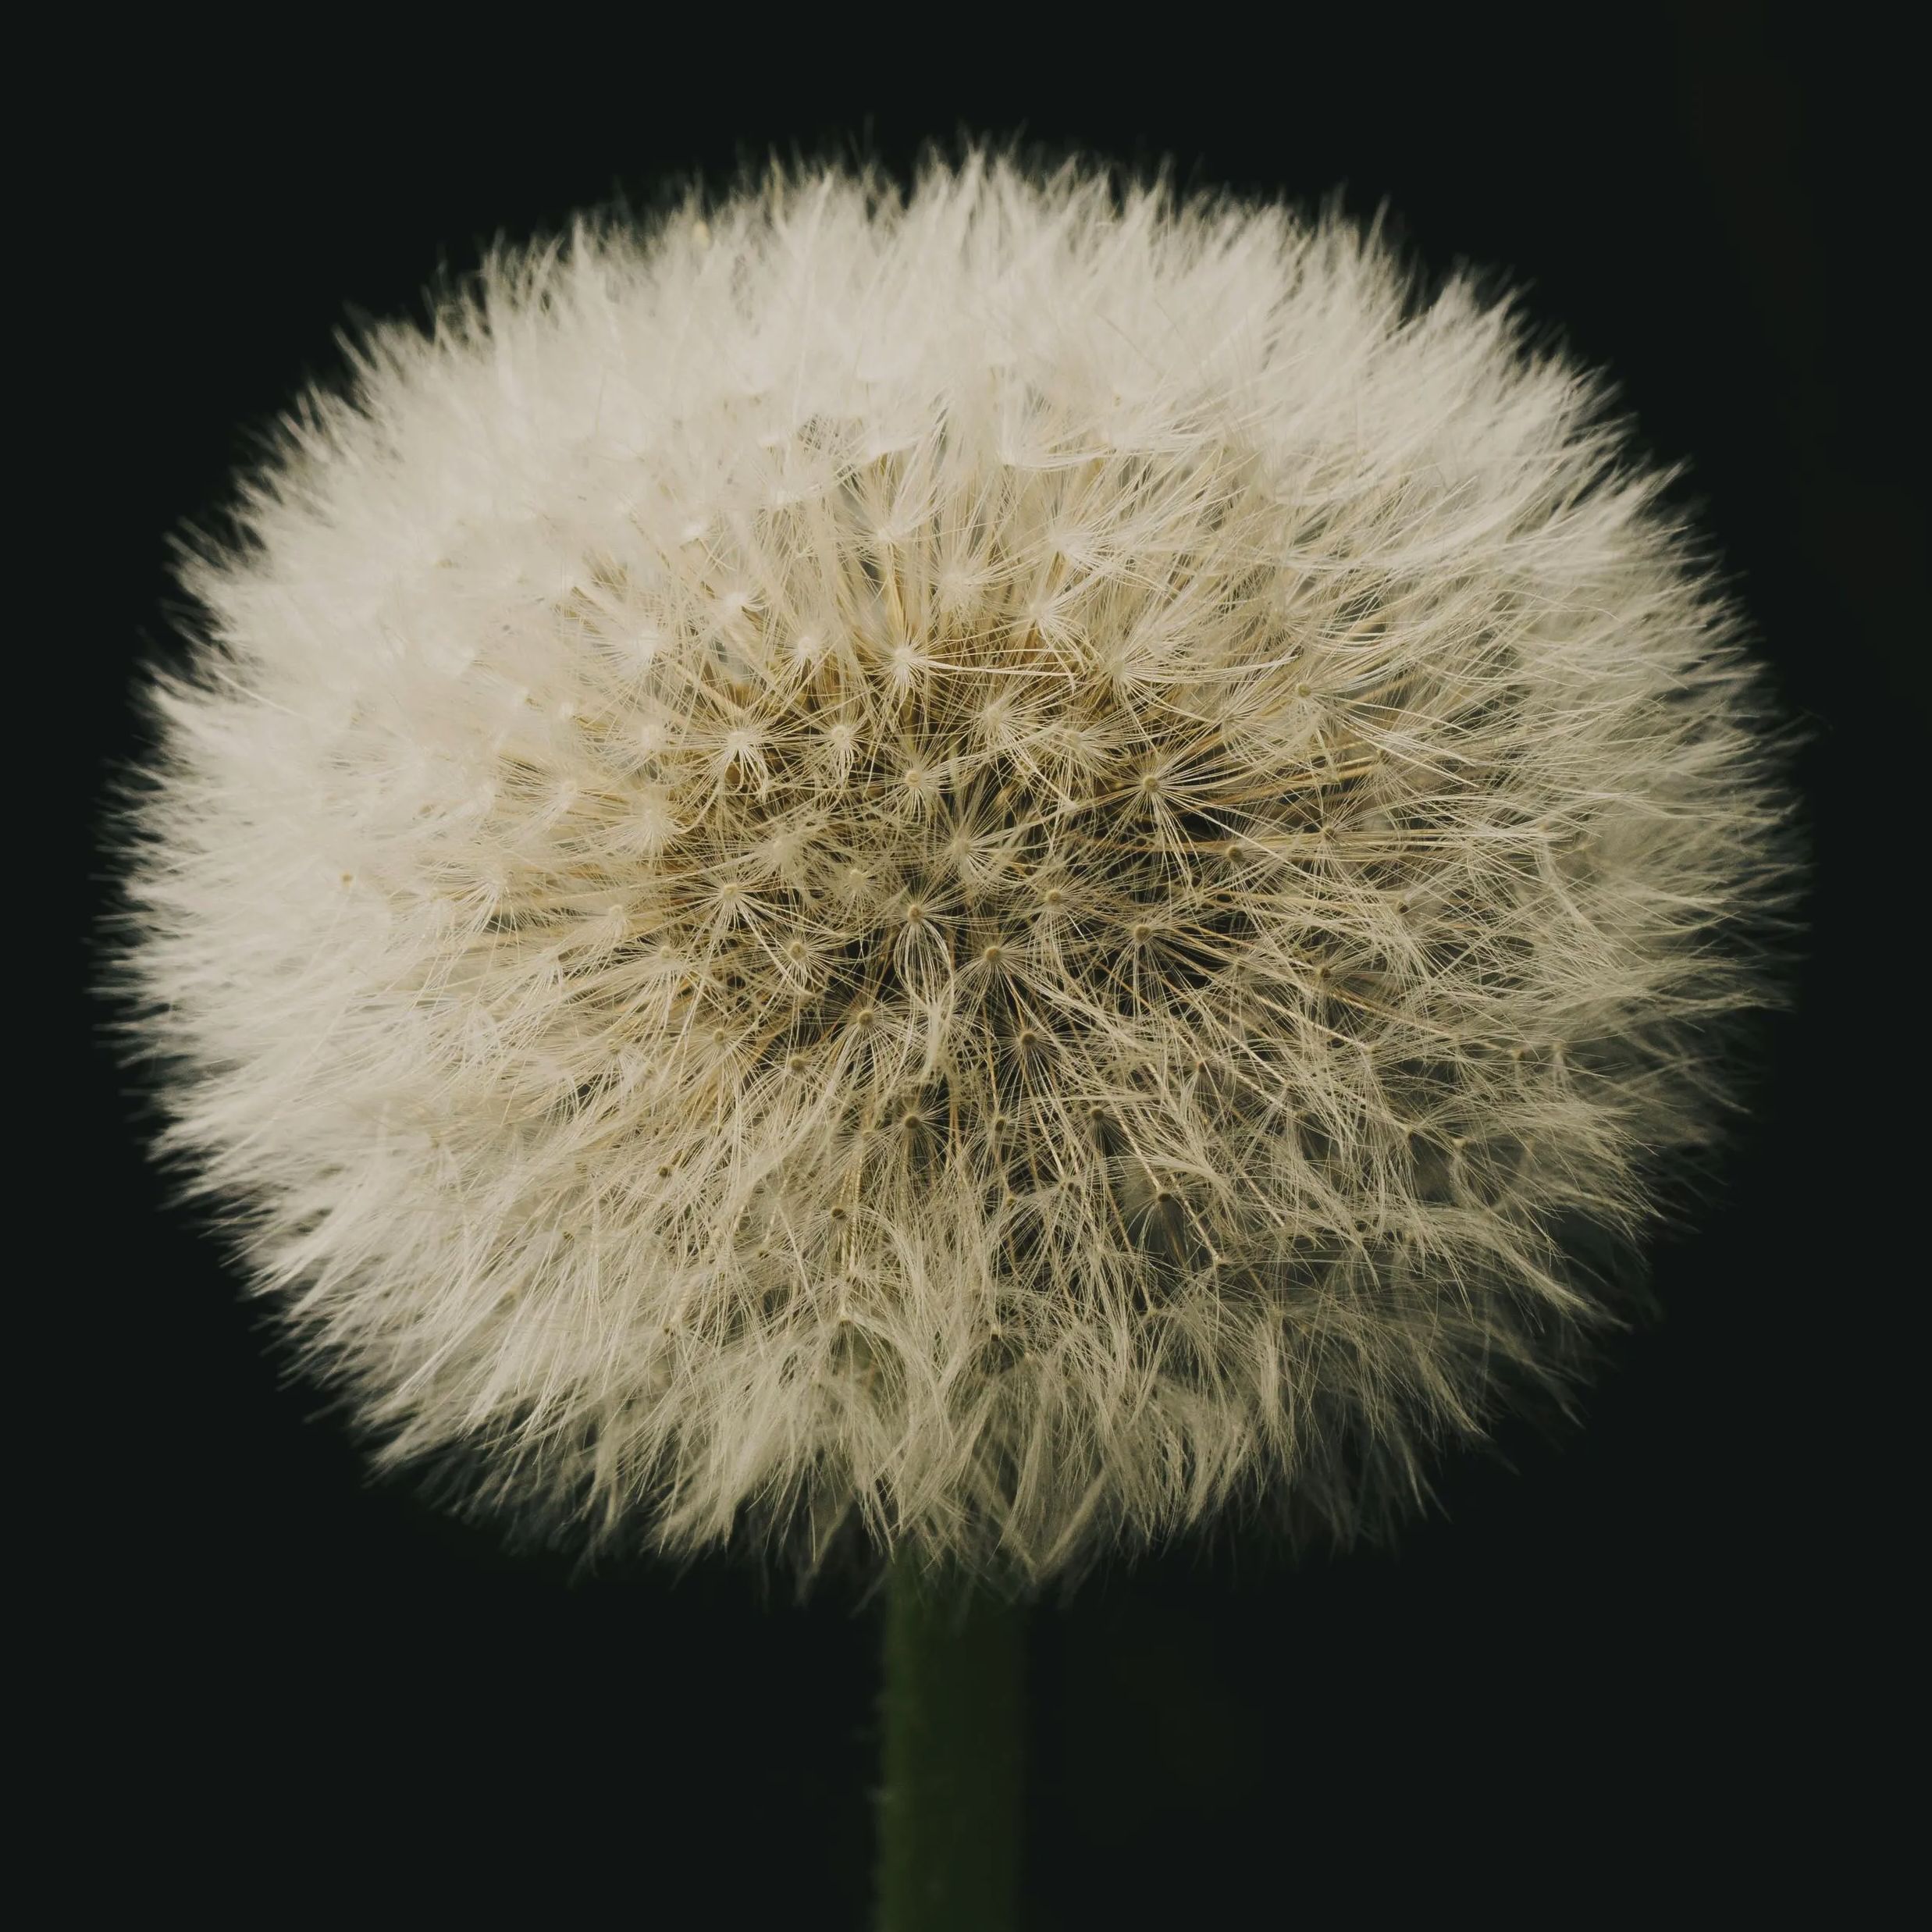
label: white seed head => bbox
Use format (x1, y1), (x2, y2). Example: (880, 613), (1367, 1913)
(114, 151), (1793, 1589)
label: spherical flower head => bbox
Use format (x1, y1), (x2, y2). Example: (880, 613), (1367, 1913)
(116, 151), (1793, 1588)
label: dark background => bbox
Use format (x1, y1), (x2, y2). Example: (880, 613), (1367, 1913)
(73, 9), (1909, 1917)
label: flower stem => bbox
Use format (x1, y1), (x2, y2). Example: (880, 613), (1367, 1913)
(873, 1552), (1026, 1931)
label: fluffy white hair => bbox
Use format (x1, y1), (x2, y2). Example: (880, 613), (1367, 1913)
(116, 150), (1791, 1586)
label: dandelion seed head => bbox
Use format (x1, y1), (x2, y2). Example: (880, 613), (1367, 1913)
(113, 150), (1793, 1589)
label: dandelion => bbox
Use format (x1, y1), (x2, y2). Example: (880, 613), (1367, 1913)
(112, 149), (1793, 1594)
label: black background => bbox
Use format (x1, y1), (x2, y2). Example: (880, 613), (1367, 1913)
(73, 9), (1911, 1918)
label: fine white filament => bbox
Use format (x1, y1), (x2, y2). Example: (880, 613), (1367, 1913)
(119, 152), (1791, 1585)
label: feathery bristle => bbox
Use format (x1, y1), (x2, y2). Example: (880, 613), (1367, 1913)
(111, 151), (1795, 1588)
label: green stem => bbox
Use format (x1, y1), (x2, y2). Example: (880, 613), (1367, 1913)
(873, 1552), (1026, 1931)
